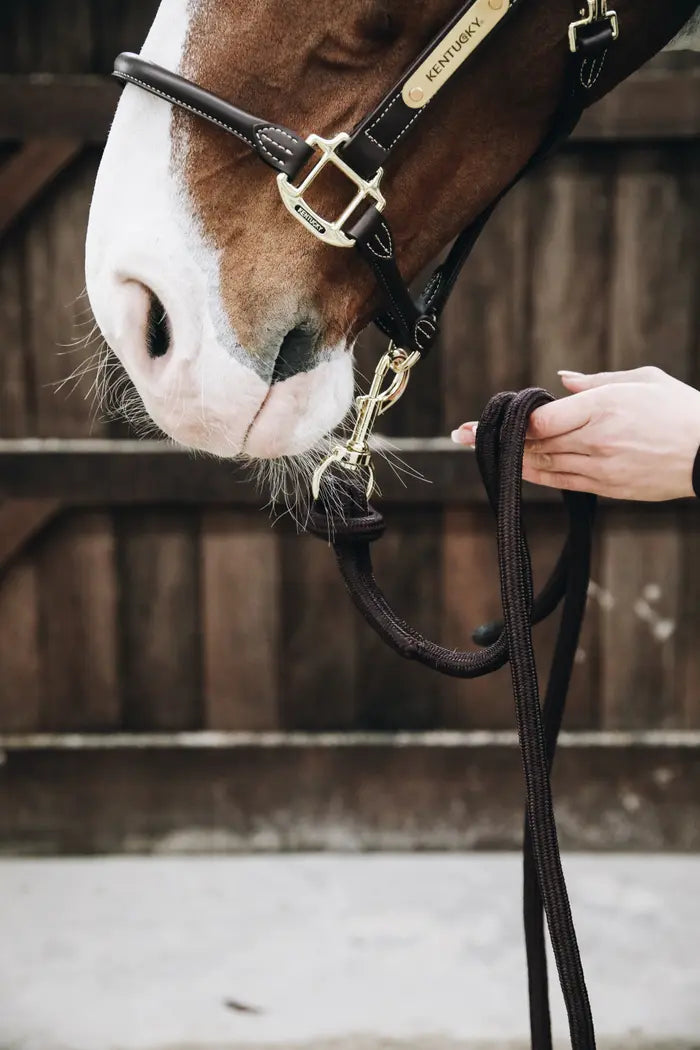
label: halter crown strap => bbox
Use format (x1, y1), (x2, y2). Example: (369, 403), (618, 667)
(341, 0), (527, 180)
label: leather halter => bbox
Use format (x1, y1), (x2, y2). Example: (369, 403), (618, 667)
(113, 0), (618, 358)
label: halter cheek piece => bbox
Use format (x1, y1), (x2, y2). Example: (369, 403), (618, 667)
(113, 6), (619, 1050)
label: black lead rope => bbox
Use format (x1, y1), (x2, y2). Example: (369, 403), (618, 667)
(309, 388), (597, 1050)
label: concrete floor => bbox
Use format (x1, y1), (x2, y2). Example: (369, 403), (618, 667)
(0, 855), (698, 1050)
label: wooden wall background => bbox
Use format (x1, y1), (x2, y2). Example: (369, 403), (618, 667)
(0, 1), (699, 754)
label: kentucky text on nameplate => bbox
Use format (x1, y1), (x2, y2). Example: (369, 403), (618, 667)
(402, 0), (511, 108)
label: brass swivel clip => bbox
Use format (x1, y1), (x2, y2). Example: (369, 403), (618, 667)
(312, 342), (421, 501)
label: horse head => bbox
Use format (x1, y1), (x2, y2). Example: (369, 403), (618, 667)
(86, 0), (696, 465)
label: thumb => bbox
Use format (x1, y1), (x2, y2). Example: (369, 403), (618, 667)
(558, 366), (666, 391)
(527, 389), (593, 441)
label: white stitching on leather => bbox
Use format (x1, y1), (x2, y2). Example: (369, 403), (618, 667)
(364, 92), (429, 151)
(414, 318), (436, 350)
(115, 72), (256, 149)
(257, 131), (294, 158)
(372, 221), (393, 257)
(366, 224), (393, 260)
(580, 50), (606, 89)
(362, 223), (412, 339)
(423, 272), (443, 307)
(260, 125), (297, 145)
(366, 241), (390, 260)
(373, 266), (410, 334)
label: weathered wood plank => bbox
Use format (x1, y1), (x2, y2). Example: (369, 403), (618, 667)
(91, 0), (159, 74)
(22, 153), (107, 438)
(17, 123), (121, 734)
(439, 179), (530, 727)
(0, 76), (116, 141)
(527, 507), (601, 730)
(676, 148), (700, 729)
(0, 439), (562, 505)
(0, 140), (81, 240)
(440, 508), (514, 728)
(36, 512), (120, 731)
(116, 510), (202, 731)
(0, 498), (61, 575)
(0, 219), (33, 438)
(278, 529), (357, 730)
(601, 508), (682, 730)
(3, 0), (103, 440)
(3, 440), (700, 510)
(1, 731), (699, 854)
(575, 66), (700, 141)
(0, 557), (42, 731)
(525, 153), (618, 728)
(0, 0), (93, 75)
(528, 152), (614, 393)
(0, 0), (71, 744)
(679, 520), (700, 729)
(355, 508), (444, 730)
(441, 180), (530, 429)
(600, 149), (697, 729)
(201, 511), (280, 730)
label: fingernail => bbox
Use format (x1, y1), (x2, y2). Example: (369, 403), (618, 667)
(451, 427), (476, 446)
(558, 370), (584, 378)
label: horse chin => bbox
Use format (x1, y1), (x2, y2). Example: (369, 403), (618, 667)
(243, 348), (354, 460)
(134, 341), (354, 464)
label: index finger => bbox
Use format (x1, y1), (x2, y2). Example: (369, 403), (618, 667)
(527, 391), (593, 441)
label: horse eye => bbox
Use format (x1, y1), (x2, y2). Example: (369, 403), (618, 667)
(314, 7), (403, 70)
(357, 8), (403, 47)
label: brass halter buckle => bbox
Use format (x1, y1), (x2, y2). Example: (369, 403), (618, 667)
(277, 132), (386, 249)
(568, 0), (619, 52)
(312, 342), (421, 500)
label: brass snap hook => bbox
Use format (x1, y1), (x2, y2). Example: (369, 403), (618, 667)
(311, 342), (422, 500)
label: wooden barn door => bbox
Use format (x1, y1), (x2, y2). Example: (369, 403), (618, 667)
(0, 0), (699, 850)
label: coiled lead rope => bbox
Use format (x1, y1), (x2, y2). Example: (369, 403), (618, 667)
(309, 386), (597, 1050)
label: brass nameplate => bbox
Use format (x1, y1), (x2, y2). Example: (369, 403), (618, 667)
(402, 0), (511, 109)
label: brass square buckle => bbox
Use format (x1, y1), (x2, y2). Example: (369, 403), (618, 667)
(277, 132), (385, 249)
(568, 0), (619, 53)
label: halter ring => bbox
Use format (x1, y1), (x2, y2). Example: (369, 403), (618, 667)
(568, 0), (619, 52)
(277, 133), (386, 249)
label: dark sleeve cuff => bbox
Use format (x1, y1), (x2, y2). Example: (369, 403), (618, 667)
(694, 446), (700, 499)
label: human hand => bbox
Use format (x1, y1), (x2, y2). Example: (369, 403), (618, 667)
(451, 367), (700, 502)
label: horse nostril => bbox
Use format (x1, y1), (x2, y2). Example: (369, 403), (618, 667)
(272, 325), (318, 383)
(145, 291), (171, 359)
